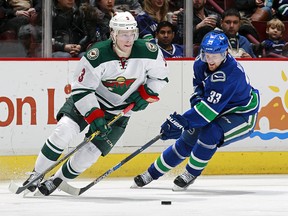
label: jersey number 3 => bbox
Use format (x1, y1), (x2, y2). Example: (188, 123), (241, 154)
(78, 68), (86, 82)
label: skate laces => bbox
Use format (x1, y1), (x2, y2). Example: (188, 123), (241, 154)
(141, 171), (153, 184)
(179, 170), (195, 183)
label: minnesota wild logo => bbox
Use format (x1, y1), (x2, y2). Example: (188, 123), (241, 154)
(102, 76), (136, 95)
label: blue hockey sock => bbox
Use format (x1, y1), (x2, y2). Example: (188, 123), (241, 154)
(148, 138), (193, 179)
(186, 143), (217, 176)
(186, 123), (222, 176)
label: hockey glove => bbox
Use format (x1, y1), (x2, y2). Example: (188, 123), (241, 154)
(126, 84), (159, 112)
(84, 108), (111, 139)
(160, 112), (189, 140)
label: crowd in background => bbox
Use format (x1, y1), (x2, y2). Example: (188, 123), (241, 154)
(0, 0), (288, 58)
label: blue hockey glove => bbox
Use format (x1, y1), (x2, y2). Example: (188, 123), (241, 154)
(126, 84), (159, 112)
(160, 112), (189, 140)
(84, 107), (111, 139)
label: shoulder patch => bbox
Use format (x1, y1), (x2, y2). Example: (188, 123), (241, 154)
(87, 48), (99, 60)
(211, 71), (226, 82)
(145, 42), (158, 52)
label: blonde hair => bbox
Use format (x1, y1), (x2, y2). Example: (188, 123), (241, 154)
(266, 18), (285, 33)
(143, 0), (169, 23)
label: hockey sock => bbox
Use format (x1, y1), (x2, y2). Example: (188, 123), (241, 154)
(186, 143), (217, 176)
(54, 142), (101, 181)
(186, 123), (222, 176)
(148, 138), (193, 179)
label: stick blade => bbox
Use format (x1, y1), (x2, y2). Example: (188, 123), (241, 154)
(58, 181), (81, 196)
(8, 181), (25, 194)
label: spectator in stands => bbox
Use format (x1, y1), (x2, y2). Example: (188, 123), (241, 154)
(79, 0), (112, 46)
(274, 0), (288, 21)
(114, 0), (143, 16)
(168, 0), (183, 13)
(261, 18), (288, 57)
(135, 0), (169, 42)
(0, 0), (41, 36)
(167, 0), (183, 32)
(175, 0), (221, 45)
(219, 8), (256, 58)
(52, 0), (89, 58)
(234, 0), (274, 22)
(0, 0), (42, 57)
(155, 21), (183, 58)
(93, 0), (115, 41)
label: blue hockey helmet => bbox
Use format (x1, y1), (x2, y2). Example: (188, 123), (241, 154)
(200, 31), (228, 63)
(200, 31), (228, 54)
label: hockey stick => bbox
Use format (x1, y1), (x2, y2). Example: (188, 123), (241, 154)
(8, 103), (134, 195)
(58, 133), (162, 196)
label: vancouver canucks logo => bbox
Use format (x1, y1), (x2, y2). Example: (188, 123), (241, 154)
(102, 76), (136, 95)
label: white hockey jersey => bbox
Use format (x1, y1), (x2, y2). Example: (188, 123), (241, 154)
(71, 39), (169, 116)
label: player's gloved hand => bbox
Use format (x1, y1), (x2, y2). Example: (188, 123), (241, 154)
(84, 108), (111, 139)
(126, 84), (159, 112)
(160, 112), (189, 140)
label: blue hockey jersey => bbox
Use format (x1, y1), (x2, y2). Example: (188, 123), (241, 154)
(183, 54), (260, 128)
(135, 12), (158, 41)
(159, 44), (184, 58)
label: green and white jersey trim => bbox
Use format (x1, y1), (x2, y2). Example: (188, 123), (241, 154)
(195, 101), (219, 122)
(224, 113), (257, 143)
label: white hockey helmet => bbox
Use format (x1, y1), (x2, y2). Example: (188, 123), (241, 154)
(109, 11), (138, 31)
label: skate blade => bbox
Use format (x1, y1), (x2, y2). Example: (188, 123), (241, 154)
(130, 182), (141, 189)
(23, 189), (32, 197)
(33, 189), (45, 197)
(172, 184), (188, 192)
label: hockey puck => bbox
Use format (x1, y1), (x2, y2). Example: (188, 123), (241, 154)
(161, 201), (172, 205)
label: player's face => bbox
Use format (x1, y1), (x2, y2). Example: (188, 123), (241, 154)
(204, 53), (225, 71)
(116, 30), (136, 53)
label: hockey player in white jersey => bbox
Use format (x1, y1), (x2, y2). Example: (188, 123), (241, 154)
(22, 11), (169, 196)
(133, 31), (260, 191)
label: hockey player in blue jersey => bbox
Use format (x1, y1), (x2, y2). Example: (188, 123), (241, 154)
(133, 31), (260, 191)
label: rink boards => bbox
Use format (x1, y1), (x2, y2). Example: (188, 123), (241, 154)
(1, 59), (288, 180)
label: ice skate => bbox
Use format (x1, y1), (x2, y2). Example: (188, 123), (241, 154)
(22, 171), (43, 192)
(37, 177), (63, 196)
(131, 171), (153, 188)
(172, 170), (197, 191)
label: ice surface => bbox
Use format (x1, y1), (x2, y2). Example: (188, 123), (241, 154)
(1, 175), (288, 216)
